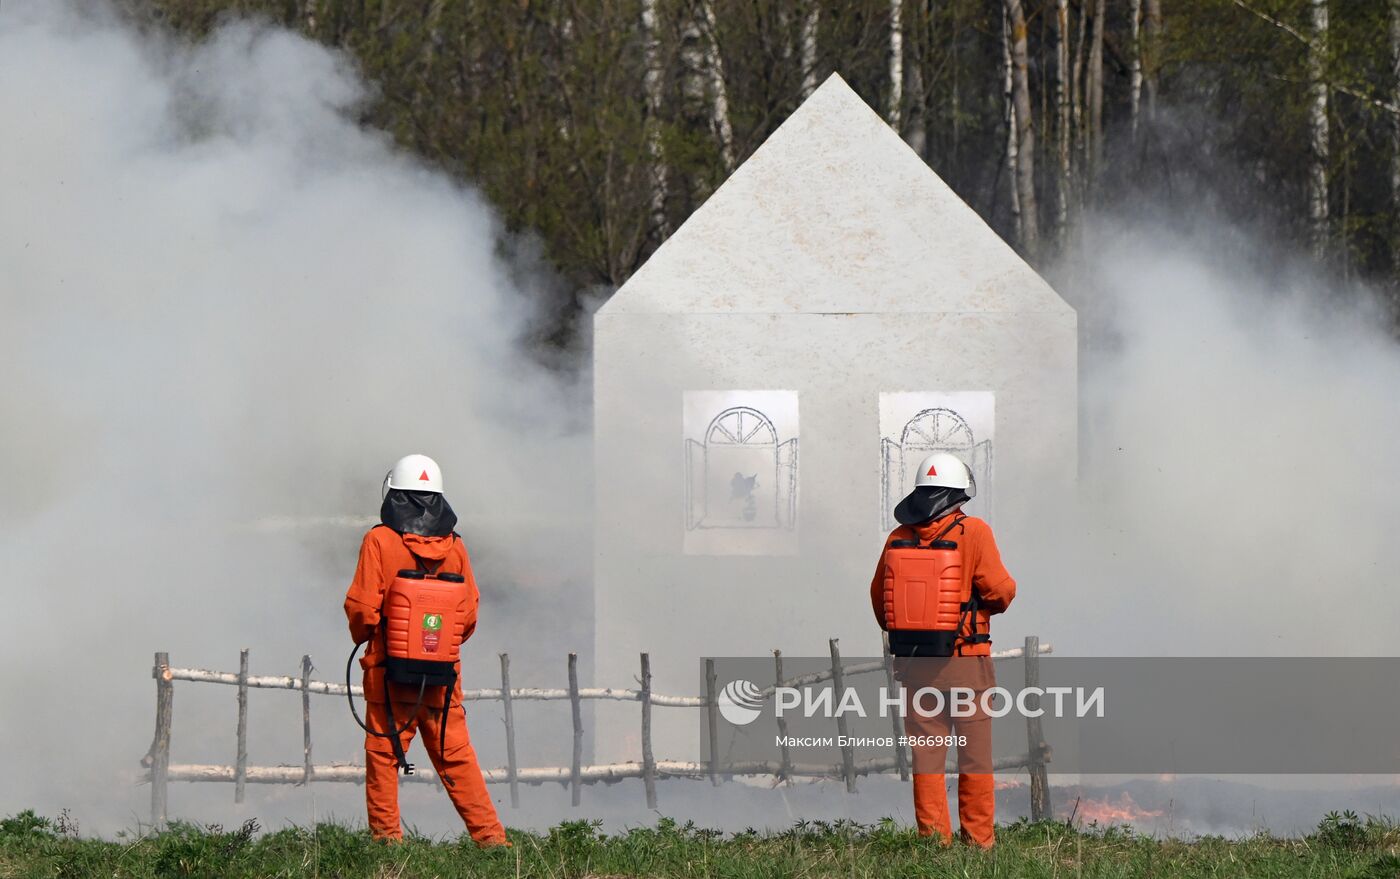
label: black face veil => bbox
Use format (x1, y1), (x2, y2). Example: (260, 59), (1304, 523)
(893, 485), (970, 527)
(380, 489), (458, 537)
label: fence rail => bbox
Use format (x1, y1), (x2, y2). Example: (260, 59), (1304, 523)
(161, 751), (1040, 785)
(141, 638), (1054, 827)
(159, 667), (705, 707)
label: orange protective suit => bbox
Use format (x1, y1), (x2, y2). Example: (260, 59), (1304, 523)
(870, 509), (1015, 847)
(870, 512), (1016, 657)
(902, 669), (995, 845)
(345, 525), (506, 845)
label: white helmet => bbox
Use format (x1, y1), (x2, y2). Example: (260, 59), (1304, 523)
(913, 451), (976, 496)
(894, 452), (976, 525)
(382, 454), (444, 496)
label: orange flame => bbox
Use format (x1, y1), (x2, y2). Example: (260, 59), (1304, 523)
(1073, 792), (1164, 826)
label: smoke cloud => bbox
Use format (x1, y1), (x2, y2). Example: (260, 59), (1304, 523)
(1032, 217), (1400, 658)
(0, 0), (588, 835)
(3, 0), (1398, 840)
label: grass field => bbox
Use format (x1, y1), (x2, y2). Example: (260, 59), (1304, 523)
(3, 809), (1398, 878)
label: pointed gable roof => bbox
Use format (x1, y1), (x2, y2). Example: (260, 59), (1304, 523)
(600, 74), (1071, 316)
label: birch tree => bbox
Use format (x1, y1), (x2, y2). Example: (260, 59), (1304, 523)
(1392, 0), (1400, 272)
(1001, 8), (1022, 242)
(300, 0), (318, 35)
(903, 0), (928, 158)
(888, 0), (903, 128)
(800, 2), (820, 97)
(1130, 0), (1144, 137)
(1143, 0), (1163, 121)
(1056, 0), (1072, 235)
(641, 0), (669, 237)
(417, 0), (446, 108)
(698, 0), (735, 170)
(1003, 0), (1039, 255)
(1307, 0), (1329, 257)
(1087, 0), (1106, 179)
(1071, 0), (1087, 162)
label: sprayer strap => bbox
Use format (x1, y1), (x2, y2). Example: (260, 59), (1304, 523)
(411, 553), (443, 575)
(956, 589), (992, 654)
(438, 671), (457, 786)
(383, 678), (412, 774)
(924, 515), (967, 546)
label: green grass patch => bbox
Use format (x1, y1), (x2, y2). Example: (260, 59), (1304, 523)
(2, 810), (1398, 878)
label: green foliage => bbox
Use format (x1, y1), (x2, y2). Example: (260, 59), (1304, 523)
(122, 0), (1400, 335)
(151, 819), (260, 878)
(1349, 853), (1400, 879)
(1313, 809), (1392, 850)
(0, 810), (53, 838)
(6, 808), (1400, 878)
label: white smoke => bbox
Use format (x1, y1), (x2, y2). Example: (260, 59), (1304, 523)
(1030, 217), (1400, 658)
(0, 1), (588, 835)
(4, 0), (1399, 841)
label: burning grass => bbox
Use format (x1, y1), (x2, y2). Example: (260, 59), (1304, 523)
(2, 809), (1399, 878)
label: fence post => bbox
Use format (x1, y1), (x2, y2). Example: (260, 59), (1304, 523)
(499, 653), (520, 808)
(881, 632), (909, 781)
(300, 655), (313, 785)
(148, 652), (173, 829)
(829, 639), (856, 793)
(235, 648), (249, 804)
(1024, 636), (1052, 821)
(773, 650), (791, 783)
(704, 658), (721, 786)
(640, 653), (657, 808)
(568, 652), (582, 806)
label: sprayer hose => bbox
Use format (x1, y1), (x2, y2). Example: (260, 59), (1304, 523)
(345, 638), (426, 739)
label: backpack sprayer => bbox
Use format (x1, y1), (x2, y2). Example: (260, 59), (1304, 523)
(882, 516), (989, 657)
(346, 563), (470, 776)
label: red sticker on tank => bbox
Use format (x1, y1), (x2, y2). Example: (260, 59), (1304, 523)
(422, 631), (441, 653)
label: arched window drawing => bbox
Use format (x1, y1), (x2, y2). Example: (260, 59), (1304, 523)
(881, 405), (993, 530)
(686, 405), (798, 530)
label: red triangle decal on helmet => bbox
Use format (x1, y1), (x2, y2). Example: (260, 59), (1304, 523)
(418, 470), (430, 481)
(926, 465), (938, 476)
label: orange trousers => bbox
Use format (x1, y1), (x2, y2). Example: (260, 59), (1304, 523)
(364, 699), (505, 844)
(905, 689), (996, 847)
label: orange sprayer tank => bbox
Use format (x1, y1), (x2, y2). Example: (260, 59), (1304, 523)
(383, 569), (471, 687)
(882, 538), (965, 657)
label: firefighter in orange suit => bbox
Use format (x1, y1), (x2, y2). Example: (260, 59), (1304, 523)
(344, 454), (508, 846)
(871, 452), (1016, 847)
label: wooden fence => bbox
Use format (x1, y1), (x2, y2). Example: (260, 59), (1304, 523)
(140, 636), (1054, 827)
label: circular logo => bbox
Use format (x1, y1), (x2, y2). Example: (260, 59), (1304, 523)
(717, 679), (765, 726)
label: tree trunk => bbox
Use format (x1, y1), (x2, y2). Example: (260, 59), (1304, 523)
(1002, 7), (1021, 241)
(1130, 0), (1143, 138)
(419, 0), (445, 78)
(1391, 0), (1400, 275)
(1071, 0), (1087, 166)
(1004, 0), (1039, 256)
(1056, 0), (1072, 237)
(1087, 0), (1106, 181)
(952, 3), (962, 156)
(1143, 0), (1163, 121)
(888, 0), (903, 128)
(1308, 0), (1329, 258)
(904, 0), (927, 157)
(801, 2), (820, 97)
(641, 0), (669, 237)
(699, 0), (735, 169)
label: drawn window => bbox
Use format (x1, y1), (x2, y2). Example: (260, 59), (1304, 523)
(686, 406), (798, 531)
(881, 406), (993, 530)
